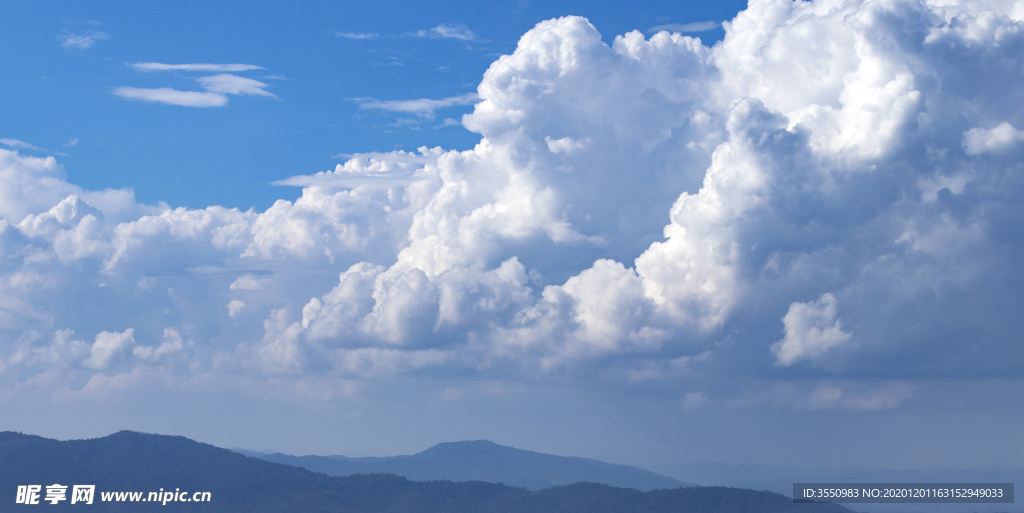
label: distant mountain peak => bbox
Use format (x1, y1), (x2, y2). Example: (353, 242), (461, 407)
(252, 438), (692, 491)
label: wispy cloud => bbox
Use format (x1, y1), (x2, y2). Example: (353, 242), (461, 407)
(196, 74), (276, 97)
(112, 87), (228, 108)
(647, 21), (719, 33)
(130, 62), (264, 72)
(352, 93), (479, 119)
(413, 24), (477, 41)
(337, 32), (379, 39)
(59, 31), (111, 50)
(338, 24), (479, 42)
(64, 138), (80, 148)
(115, 64), (274, 108)
(0, 138), (43, 150)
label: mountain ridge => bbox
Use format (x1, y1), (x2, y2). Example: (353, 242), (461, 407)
(0, 430), (856, 513)
(239, 438), (690, 491)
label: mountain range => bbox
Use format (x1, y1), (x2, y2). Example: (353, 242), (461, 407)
(0, 430), (856, 512)
(237, 439), (688, 491)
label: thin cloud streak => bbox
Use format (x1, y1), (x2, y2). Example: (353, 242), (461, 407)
(115, 65), (275, 107)
(0, 138), (43, 150)
(414, 24), (477, 41)
(337, 25), (480, 41)
(337, 32), (379, 39)
(59, 31), (111, 50)
(130, 63), (264, 72)
(353, 93), (479, 118)
(196, 74), (276, 97)
(112, 87), (228, 107)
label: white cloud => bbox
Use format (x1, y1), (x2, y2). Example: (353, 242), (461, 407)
(772, 294), (852, 367)
(414, 24), (477, 41)
(728, 381), (915, 411)
(195, 74), (276, 97)
(0, 138), (42, 150)
(59, 31), (110, 50)
(336, 32), (379, 39)
(114, 75), (274, 108)
(339, 25), (478, 42)
(112, 87), (228, 107)
(647, 21), (720, 33)
(353, 93), (479, 119)
(274, 147), (441, 189)
(130, 62), (264, 72)
(115, 64), (273, 108)
(132, 328), (187, 361)
(804, 382), (914, 411)
(0, 150), (151, 223)
(65, 366), (173, 400)
(82, 329), (135, 369)
(227, 300), (246, 317)
(963, 122), (1024, 154)
(5, 1), (1024, 409)
(544, 136), (590, 154)
(229, 275), (267, 291)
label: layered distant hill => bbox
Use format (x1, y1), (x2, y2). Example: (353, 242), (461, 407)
(238, 439), (689, 491)
(0, 430), (856, 513)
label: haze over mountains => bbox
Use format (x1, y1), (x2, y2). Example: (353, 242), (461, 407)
(0, 430), (856, 513)
(237, 439), (689, 491)
(240, 442), (1024, 513)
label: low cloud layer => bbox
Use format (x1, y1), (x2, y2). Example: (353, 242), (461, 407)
(5, 0), (1024, 412)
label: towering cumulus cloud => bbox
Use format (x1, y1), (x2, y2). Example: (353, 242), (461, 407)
(3, 0), (1024, 406)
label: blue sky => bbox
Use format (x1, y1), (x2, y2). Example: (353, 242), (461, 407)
(1, 0), (738, 210)
(3, 0), (1024, 475)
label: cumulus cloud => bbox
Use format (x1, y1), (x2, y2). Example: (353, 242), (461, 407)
(963, 122), (1024, 154)
(82, 329), (135, 369)
(132, 328), (187, 361)
(772, 294), (852, 367)
(274, 147), (442, 189)
(0, 150), (151, 223)
(59, 31), (110, 50)
(227, 300), (246, 317)
(4, 0), (1024, 409)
